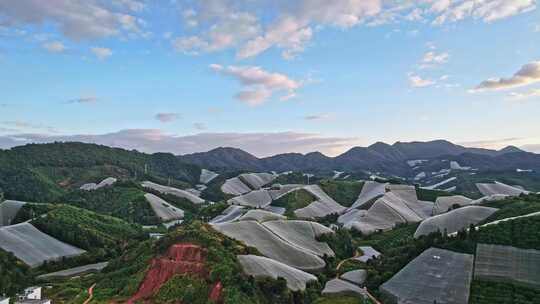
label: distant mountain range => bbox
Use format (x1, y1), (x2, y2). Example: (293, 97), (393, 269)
(179, 140), (538, 176)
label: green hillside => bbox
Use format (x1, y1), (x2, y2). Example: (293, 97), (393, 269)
(0, 142), (201, 202)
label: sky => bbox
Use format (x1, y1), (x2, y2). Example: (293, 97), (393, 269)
(0, 0), (539, 157)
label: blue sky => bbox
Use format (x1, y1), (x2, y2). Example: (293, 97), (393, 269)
(0, 0), (539, 157)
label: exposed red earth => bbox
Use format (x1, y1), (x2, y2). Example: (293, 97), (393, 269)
(127, 243), (222, 303)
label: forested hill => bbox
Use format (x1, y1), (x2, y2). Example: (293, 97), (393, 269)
(0, 142), (201, 202)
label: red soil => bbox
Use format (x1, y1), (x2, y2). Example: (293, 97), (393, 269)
(127, 243), (222, 303)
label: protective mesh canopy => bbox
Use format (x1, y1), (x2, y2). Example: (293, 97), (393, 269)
(142, 181), (205, 204)
(433, 195), (473, 215)
(341, 269), (367, 286)
(144, 193), (184, 222)
(262, 220), (334, 257)
(238, 255), (317, 291)
(380, 248), (474, 304)
(221, 177), (252, 195)
(37, 262), (109, 279)
(0, 200), (26, 226)
(354, 246), (381, 263)
(0, 223), (86, 267)
(294, 185), (346, 219)
(200, 169), (219, 184)
(345, 191), (430, 235)
(349, 181), (387, 210)
(228, 189), (272, 208)
(209, 205), (245, 224)
(214, 221), (326, 271)
(80, 177), (117, 191)
(322, 278), (367, 297)
(474, 243), (540, 287)
(239, 173), (276, 189)
(476, 182), (529, 197)
(268, 184), (302, 200)
(239, 210), (286, 222)
(414, 206), (497, 238)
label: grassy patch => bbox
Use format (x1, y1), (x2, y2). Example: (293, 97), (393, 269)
(469, 280), (540, 304)
(318, 180), (364, 207)
(272, 189), (316, 217)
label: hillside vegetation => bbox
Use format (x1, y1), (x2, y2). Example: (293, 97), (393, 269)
(30, 205), (146, 262)
(0, 142), (200, 202)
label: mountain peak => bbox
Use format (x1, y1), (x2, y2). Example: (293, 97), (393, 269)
(499, 145), (524, 154)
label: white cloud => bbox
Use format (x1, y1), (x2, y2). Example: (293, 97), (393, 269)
(508, 88), (540, 100)
(433, 0), (536, 24)
(0, 129), (361, 157)
(91, 47), (113, 60)
(42, 41), (66, 53)
(408, 73), (436, 87)
(155, 113), (181, 123)
(210, 64), (302, 106)
(168, 1), (535, 59)
(535, 24), (540, 32)
(473, 61), (540, 91)
(420, 51), (449, 68)
(0, 0), (144, 40)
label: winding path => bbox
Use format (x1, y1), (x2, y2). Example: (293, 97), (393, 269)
(83, 283), (96, 304)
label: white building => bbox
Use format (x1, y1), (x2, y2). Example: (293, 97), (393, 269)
(14, 287), (51, 304)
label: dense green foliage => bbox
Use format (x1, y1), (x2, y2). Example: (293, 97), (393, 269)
(440, 215), (540, 254)
(274, 172), (321, 185)
(355, 223), (419, 254)
(12, 203), (57, 224)
(318, 180), (363, 207)
(469, 280), (540, 304)
(155, 274), (210, 304)
(273, 189), (316, 217)
(58, 181), (159, 225)
(483, 193), (540, 222)
(31, 204), (146, 255)
(0, 142), (200, 202)
(415, 187), (453, 202)
(455, 171), (540, 198)
(0, 249), (33, 296)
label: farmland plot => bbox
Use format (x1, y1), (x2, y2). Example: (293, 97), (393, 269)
(474, 243), (540, 288)
(380, 248), (474, 304)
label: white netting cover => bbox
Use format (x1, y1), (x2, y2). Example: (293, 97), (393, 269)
(0, 223), (86, 267)
(237, 254), (317, 291)
(213, 221), (326, 271)
(144, 193), (184, 222)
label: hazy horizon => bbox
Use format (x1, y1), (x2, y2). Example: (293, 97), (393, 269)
(0, 133), (538, 158)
